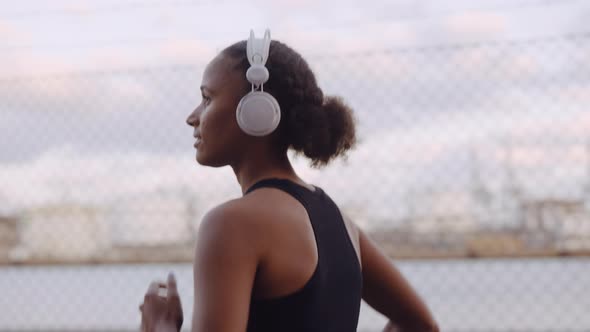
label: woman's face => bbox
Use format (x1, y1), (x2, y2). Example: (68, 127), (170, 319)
(186, 54), (249, 167)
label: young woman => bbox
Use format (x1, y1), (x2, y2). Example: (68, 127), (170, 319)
(140, 31), (439, 332)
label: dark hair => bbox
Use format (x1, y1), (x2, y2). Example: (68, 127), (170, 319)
(222, 40), (357, 167)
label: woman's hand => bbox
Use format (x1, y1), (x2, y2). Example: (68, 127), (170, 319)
(140, 273), (184, 332)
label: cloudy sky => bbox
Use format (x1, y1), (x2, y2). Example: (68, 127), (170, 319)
(1, 0), (588, 76)
(1, 0), (589, 228)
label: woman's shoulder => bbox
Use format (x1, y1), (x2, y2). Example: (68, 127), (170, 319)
(200, 199), (258, 231)
(209, 191), (281, 219)
(198, 195), (277, 240)
(195, 198), (271, 259)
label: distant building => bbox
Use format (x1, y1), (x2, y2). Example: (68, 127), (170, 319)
(408, 190), (479, 234)
(107, 192), (195, 247)
(13, 204), (110, 262)
(521, 199), (590, 251)
(339, 204), (371, 230)
(0, 215), (19, 263)
(465, 229), (525, 256)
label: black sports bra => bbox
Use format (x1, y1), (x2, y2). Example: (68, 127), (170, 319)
(244, 178), (362, 332)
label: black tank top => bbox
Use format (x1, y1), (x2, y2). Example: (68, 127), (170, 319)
(244, 178), (362, 332)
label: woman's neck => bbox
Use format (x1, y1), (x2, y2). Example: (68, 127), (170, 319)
(232, 150), (299, 195)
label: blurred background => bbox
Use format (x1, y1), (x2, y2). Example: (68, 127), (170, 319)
(1, 0), (589, 331)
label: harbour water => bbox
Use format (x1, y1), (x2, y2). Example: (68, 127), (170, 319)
(0, 257), (588, 331)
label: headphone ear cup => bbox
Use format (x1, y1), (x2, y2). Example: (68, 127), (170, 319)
(236, 91), (281, 136)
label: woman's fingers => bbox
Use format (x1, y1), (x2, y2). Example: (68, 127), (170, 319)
(145, 281), (160, 299)
(147, 281), (159, 295)
(140, 274), (183, 330)
(142, 273), (181, 305)
(166, 272), (179, 299)
(166, 272), (184, 329)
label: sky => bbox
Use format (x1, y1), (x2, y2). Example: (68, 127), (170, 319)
(1, 0), (588, 76)
(1, 0), (590, 229)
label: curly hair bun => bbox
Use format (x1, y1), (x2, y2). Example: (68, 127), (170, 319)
(287, 96), (357, 167)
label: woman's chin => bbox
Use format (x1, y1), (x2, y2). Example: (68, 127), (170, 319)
(196, 154), (228, 168)
(196, 152), (215, 167)
(196, 152), (206, 165)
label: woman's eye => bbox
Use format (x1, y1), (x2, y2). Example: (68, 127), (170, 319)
(202, 95), (211, 105)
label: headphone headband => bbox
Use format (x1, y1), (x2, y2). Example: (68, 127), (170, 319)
(236, 28), (281, 136)
(247, 29), (271, 66)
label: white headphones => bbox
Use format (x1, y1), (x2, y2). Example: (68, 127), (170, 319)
(236, 29), (281, 136)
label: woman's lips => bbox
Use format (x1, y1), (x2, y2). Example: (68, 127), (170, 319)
(194, 137), (201, 148)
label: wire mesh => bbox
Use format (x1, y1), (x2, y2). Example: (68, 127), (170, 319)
(1, 33), (590, 331)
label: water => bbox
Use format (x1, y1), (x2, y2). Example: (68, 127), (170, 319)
(0, 257), (589, 332)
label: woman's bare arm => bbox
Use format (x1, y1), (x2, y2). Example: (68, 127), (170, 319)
(190, 201), (260, 332)
(359, 228), (439, 332)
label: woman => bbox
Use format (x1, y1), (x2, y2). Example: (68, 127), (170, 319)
(140, 31), (439, 332)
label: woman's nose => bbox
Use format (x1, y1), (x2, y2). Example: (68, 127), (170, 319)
(186, 108), (199, 127)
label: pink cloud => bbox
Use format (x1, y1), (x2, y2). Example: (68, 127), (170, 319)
(445, 11), (508, 37)
(157, 38), (216, 64)
(0, 20), (31, 41)
(0, 53), (73, 78)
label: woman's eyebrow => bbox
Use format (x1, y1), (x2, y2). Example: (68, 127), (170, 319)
(201, 85), (215, 93)
(200, 86), (217, 97)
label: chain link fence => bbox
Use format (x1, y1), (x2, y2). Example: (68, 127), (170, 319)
(1, 33), (590, 331)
